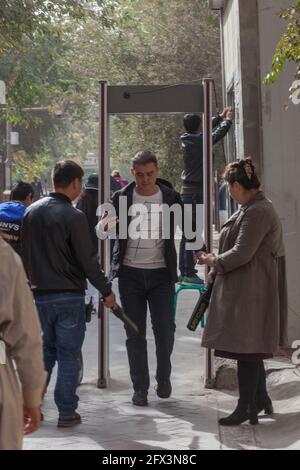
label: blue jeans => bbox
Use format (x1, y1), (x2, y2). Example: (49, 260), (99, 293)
(179, 193), (204, 277)
(118, 267), (176, 393)
(35, 293), (86, 416)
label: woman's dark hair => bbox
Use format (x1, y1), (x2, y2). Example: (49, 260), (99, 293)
(223, 157), (261, 190)
(52, 160), (84, 188)
(183, 114), (202, 134)
(10, 181), (34, 202)
(131, 150), (158, 168)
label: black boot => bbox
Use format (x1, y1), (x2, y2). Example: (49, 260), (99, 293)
(219, 360), (260, 427)
(219, 400), (258, 426)
(256, 361), (274, 415)
(257, 399), (274, 416)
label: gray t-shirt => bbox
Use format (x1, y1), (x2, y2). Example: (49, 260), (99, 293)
(123, 187), (166, 269)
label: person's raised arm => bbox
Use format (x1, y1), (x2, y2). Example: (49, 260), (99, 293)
(212, 108), (234, 144)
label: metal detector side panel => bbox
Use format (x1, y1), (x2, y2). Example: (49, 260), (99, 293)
(107, 85), (204, 115)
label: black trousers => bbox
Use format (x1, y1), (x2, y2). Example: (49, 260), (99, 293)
(118, 266), (176, 392)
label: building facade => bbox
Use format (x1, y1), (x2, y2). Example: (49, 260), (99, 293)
(209, 0), (300, 344)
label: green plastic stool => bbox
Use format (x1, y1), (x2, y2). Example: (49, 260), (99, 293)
(174, 283), (206, 328)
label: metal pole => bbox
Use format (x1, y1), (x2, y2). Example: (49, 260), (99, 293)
(0, 153), (4, 201)
(202, 79), (215, 388)
(214, 171), (220, 233)
(5, 121), (12, 189)
(98, 81), (110, 388)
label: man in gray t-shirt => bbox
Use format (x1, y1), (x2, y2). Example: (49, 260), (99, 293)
(123, 187), (166, 269)
(103, 150), (183, 407)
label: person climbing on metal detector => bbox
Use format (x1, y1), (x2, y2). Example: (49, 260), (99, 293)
(179, 107), (234, 285)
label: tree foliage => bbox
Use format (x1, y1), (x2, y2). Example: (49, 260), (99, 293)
(67, 0), (223, 188)
(0, 0), (224, 188)
(0, 0), (117, 51)
(0, 1), (119, 124)
(265, 0), (300, 98)
(12, 148), (52, 181)
(0, 0), (119, 182)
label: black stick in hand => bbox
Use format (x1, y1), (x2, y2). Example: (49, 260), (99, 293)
(110, 304), (139, 335)
(187, 280), (215, 332)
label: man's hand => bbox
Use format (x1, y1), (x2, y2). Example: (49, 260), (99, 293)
(102, 292), (117, 309)
(99, 211), (118, 232)
(219, 107), (230, 119)
(23, 406), (42, 435)
(226, 107), (235, 121)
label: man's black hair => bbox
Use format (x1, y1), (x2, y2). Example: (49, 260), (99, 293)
(183, 114), (202, 134)
(52, 160), (84, 188)
(131, 150), (158, 168)
(10, 181), (34, 202)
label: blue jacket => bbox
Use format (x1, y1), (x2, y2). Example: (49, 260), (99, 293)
(0, 202), (26, 255)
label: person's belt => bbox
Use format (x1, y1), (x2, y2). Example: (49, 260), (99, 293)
(33, 289), (85, 297)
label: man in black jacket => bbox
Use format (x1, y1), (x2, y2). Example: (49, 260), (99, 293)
(22, 160), (115, 427)
(179, 107), (234, 284)
(100, 150), (183, 407)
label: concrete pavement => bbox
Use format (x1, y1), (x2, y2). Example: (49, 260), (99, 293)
(24, 279), (300, 451)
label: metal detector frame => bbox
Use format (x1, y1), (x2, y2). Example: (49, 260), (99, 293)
(97, 79), (214, 389)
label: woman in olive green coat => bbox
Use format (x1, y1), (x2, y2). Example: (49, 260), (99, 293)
(197, 158), (287, 426)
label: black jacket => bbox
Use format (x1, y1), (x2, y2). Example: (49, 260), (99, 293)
(109, 179), (182, 283)
(21, 192), (112, 296)
(181, 115), (232, 190)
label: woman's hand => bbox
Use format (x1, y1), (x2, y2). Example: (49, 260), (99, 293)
(208, 269), (216, 284)
(195, 251), (215, 268)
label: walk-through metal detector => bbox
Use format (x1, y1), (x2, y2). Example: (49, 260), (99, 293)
(98, 79), (215, 389)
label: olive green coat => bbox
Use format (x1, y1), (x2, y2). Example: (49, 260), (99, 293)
(202, 191), (288, 354)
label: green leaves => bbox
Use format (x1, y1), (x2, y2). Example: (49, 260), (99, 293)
(12, 148), (52, 182)
(1, 0), (222, 188)
(264, 1), (300, 96)
(0, 1), (120, 53)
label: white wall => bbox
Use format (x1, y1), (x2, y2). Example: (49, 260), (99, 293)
(221, 0), (300, 344)
(222, 0), (243, 158)
(223, 0), (239, 87)
(258, 0), (300, 343)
